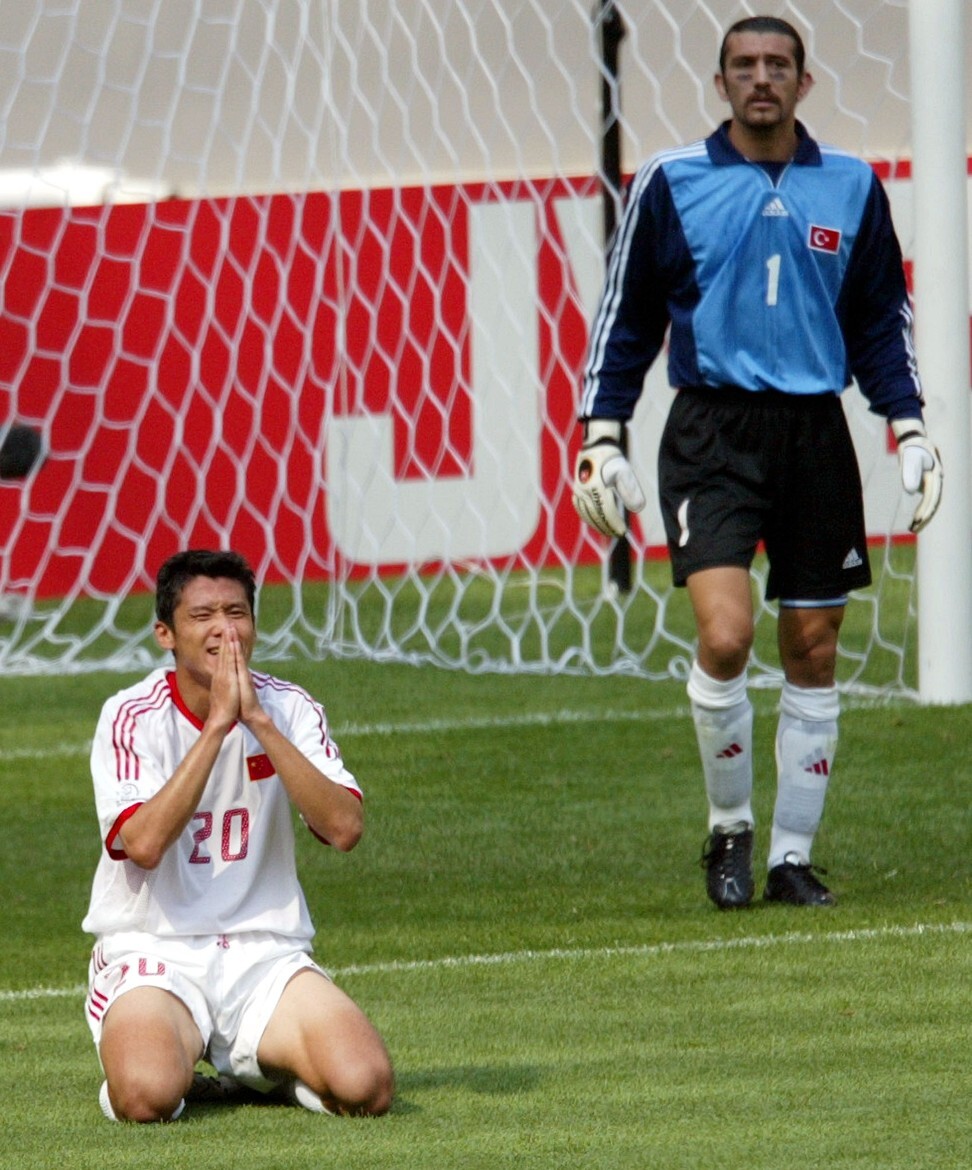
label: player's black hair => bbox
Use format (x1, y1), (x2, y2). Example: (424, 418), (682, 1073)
(155, 549), (257, 627)
(719, 16), (806, 77)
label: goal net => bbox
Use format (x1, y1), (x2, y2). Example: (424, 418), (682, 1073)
(0, 0), (964, 694)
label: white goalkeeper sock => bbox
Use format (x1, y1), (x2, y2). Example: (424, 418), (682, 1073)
(687, 660), (754, 832)
(769, 681), (839, 869)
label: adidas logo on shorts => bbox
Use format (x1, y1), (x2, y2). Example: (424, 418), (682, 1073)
(842, 547), (863, 570)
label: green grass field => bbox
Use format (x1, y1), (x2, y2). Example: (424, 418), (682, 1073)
(3, 641), (971, 1168)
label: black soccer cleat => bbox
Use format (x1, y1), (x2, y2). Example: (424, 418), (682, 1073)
(701, 822), (754, 909)
(186, 1073), (242, 1104)
(764, 860), (836, 906)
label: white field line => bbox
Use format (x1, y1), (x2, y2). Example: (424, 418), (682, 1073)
(335, 920), (972, 976)
(0, 709), (690, 763)
(0, 694), (900, 763)
(4, 920), (971, 1004)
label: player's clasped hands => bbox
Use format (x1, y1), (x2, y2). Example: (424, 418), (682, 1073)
(209, 623), (262, 729)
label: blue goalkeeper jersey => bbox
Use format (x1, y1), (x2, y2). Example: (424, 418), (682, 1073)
(581, 121), (923, 423)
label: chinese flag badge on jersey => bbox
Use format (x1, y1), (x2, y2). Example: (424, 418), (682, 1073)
(808, 225), (841, 254)
(247, 753), (275, 781)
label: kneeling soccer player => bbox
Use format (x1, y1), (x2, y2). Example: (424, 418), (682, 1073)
(82, 548), (393, 1122)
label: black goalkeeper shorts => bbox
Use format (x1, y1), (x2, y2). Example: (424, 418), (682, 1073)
(658, 385), (872, 602)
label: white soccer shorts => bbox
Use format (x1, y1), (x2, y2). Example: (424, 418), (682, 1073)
(85, 930), (330, 1091)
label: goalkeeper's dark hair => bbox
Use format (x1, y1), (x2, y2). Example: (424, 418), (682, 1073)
(155, 549), (257, 627)
(719, 16), (806, 76)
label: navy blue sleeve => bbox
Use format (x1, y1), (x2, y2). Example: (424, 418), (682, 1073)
(838, 172), (924, 422)
(579, 165), (685, 421)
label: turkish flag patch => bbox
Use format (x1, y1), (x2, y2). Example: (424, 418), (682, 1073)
(247, 753), (275, 781)
(808, 224), (841, 254)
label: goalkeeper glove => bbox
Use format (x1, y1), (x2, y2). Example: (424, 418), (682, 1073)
(891, 417), (943, 534)
(572, 419), (646, 539)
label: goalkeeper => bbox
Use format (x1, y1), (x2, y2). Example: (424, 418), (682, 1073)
(573, 15), (942, 909)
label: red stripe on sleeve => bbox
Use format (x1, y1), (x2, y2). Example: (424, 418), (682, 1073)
(105, 803), (143, 860)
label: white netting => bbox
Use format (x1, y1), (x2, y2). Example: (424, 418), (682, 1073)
(0, 1), (966, 693)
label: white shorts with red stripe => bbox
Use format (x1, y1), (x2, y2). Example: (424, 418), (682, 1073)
(85, 930), (329, 1091)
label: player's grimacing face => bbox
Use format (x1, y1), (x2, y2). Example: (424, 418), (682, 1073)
(715, 31), (811, 130)
(155, 575), (256, 684)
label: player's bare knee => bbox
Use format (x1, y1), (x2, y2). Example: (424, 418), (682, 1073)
(780, 640), (838, 689)
(698, 631), (752, 679)
(328, 1055), (395, 1117)
(109, 1078), (185, 1124)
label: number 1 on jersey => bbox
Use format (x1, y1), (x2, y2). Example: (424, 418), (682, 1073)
(765, 253), (781, 307)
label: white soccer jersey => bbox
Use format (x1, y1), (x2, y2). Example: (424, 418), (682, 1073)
(81, 667), (361, 940)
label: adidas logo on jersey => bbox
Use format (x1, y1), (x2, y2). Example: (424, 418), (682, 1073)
(762, 197), (789, 217)
(842, 547), (863, 570)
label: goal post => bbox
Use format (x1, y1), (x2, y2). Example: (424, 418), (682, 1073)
(908, 0), (972, 704)
(0, 1), (967, 702)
